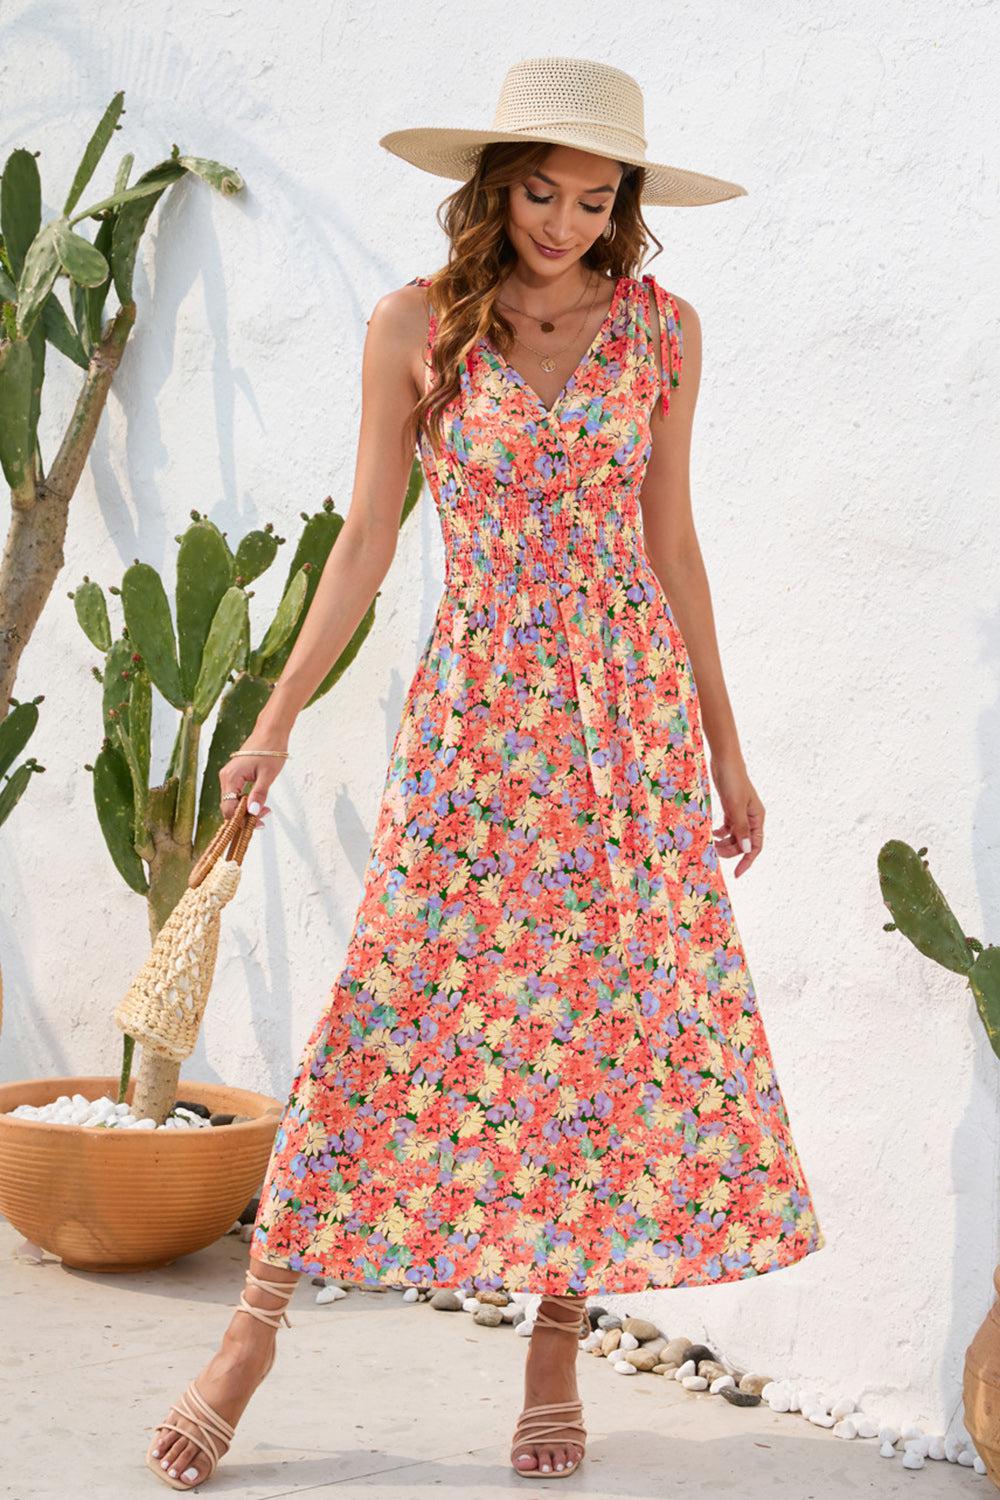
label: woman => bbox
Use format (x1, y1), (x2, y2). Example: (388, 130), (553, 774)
(146, 55), (825, 1490)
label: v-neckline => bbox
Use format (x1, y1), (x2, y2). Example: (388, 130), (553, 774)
(480, 274), (627, 422)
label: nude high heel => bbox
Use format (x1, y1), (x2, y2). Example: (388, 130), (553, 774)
(510, 1298), (590, 1480)
(144, 1267), (296, 1490)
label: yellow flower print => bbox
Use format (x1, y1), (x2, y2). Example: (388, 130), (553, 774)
(455, 1203), (486, 1234)
(700, 1177), (732, 1213)
(457, 1104), (486, 1138)
(373, 1204), (413, 1241)
(749, 1235), (782, 1272)
(406, 1079), (437, 1115)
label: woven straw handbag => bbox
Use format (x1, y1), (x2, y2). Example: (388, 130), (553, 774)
(114, 793), (257, 1061)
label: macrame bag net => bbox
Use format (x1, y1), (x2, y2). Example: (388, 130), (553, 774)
(114, 794), (257, 1062)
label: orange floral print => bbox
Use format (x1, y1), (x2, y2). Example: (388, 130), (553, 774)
(252, 272), (825, 1295)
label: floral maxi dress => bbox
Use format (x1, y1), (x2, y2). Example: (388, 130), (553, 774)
(252, 271), (826, 1295)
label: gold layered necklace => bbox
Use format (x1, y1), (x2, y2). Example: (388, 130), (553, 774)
(495, 272), (601, 373)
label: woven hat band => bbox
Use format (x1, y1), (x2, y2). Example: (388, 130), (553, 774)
(495, 116), (649, 157)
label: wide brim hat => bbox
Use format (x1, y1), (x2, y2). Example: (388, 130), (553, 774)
(379, 55), (747, 208)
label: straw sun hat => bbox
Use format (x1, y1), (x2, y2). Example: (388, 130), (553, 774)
(379, 55), (747, 208)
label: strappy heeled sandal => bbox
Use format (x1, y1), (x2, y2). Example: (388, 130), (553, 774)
(510, 1299), (590, 1480)
(145, 1267), (296, 1491)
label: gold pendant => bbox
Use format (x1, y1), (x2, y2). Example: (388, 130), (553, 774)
(539, 356), (556, 372)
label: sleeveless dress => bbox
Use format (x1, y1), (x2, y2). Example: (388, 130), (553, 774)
(251, 271), (826, 1295)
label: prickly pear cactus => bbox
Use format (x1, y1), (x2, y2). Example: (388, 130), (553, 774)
(72, 475), (424, 1115)
(878, 839), (1000, 1061)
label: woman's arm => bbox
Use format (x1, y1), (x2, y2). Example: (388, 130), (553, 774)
(221, 281), (429, 822)
(638, 293), (765, 874)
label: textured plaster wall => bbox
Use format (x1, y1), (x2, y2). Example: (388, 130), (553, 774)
(1, 0), (998, 1434)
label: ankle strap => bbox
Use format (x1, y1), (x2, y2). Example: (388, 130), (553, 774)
(237, 1268), (297, 1328)
(533, 1299), (588, 1336)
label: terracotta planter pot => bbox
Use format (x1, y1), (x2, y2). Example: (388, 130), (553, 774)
(0, 1075), (282, 1273)
(964, 1261), (1000, 1487)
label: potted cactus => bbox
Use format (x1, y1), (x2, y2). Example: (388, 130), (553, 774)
(878, 839), (1000, 1486)
(0, 472), (423, 1271)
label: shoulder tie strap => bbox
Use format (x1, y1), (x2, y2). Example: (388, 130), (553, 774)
(640, 272), (683, 415)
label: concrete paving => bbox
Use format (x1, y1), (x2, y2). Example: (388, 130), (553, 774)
(0, 1216), (983, 1499)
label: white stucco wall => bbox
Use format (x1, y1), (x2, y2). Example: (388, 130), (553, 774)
(2, 0), (998, 1438)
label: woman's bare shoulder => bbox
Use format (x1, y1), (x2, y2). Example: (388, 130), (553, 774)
(365, 282), (433, 394)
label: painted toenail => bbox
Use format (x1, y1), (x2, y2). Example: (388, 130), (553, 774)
(151, 1449), (160, 1457)
(541, 1464), (550, 1472)
(182, 1468), (199, 1482)
(556, 1462), (565, 1470)
(167, 1468), (177, 1478)
(161, 1459), (169, 1468)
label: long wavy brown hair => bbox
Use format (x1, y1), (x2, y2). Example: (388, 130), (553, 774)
(411, 140), (664, 454)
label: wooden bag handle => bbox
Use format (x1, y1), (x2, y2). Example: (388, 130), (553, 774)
(188, 793), (257, 889)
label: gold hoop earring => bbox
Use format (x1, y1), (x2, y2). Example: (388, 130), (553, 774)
(602, 218), (617, 241)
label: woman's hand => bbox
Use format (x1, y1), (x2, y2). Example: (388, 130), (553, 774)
(708, 752), (764, 877)
(219, 737), (289, 829)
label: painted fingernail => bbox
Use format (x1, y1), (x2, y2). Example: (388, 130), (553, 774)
(182, 1468), (199, 1482)
(740, 837), (751, 852)
(249, 800), (260, 814)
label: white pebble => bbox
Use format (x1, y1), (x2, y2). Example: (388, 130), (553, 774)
(500, 1304), (519, 1322)
(710, 1375), (736, 1394)
(879, 1441), (897, 1458)
(808, 1412), (835, 1428)
(516, 1319), (534, 1337)
(765, 1386), (791, 1412)
(943, 1435), (964, 1462)
(239, 1224), (254, 1242)
(901, 1450), (925, 1470)
(957, 1449), (975, 1467)
(402, 1287), (419, 1303)
(926, 1436), (946, 1460)
(614, 1360), (637, 1375)
(830, 1396), (856, 1420)
(904, 1435), (930, 1459)
(582, 1330), (603, 1351)
(833, 1418), (857, 1440)
(618, 1331), (639, 1351)
(15, 1238), (44, 1263)
(316, 1285), (347, 1304)
(854, 1416), (880, 1439)
(900, 1425), (923, 1443)
(1, 1094), (213, 1131)
(226, 1220), (242, 1235)
(879, 1425), (900, 1446)
(674, 1359), (696, 1380)
(681, 1375), (708, 1390)
(462, 1296), (480, 1313)
(974, 1455), (987, 1474)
